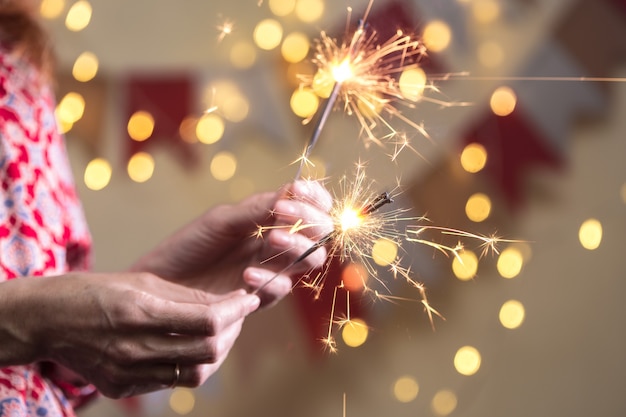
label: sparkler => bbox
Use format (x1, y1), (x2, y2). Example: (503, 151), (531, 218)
(293, 0), (444, 178)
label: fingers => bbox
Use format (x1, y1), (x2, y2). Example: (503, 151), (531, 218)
(137, 290), (260, 336)
(243, 267), (292, 307)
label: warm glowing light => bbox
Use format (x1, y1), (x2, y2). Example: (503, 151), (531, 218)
(282, 32), (310, 63)
(372, 238), (398, 266)
(223, 97), (249, 123)
(295, 0), (324, 23)
(422, 20), (452, 52)
(393, 376), (419, 403)
(579, 218), (602, 250)
(356, 92), (384, 119)
(460, 143), (488, 173)
(290, 89), (320, 118)
(40, 0), (65, 19)
(465, 193), (492, 222)
(497, 247), (523, 279)
(332, 59), (354, 83)
(431, 389), (458, 416)
(452, 250), (478, 281)
(499, 299), (525, 329)
(472, 0), (501, 23)
(399, 68), (427, 101)
(454, 345), (481, 376)
(84, 158), (112, 191)
(253, 19), (283, 51)
(72, 51), (99, 82)
(312, 69), (335, 98)
(56, 92), (85, 124)
(179, 116), (198, 143)
(169, 388), (195, 415)
(621, 183), (626, 205)
(342, 262), (368, 292)
(340, 207), (363, 232)
(196, 113), (225, 144)
(210, 151), (237, 181)
(490, 86), (517, 116)
(269, 0), (296, 16)
(127, 111), (155, 142)
(478, 41), (504, 68)
(65, 0), (92, 31)
(57, 119), (73, 134)
(127, 152), (155, 183)
(300, 156), (327, 179)
(341, 318), (369, 348)
(230, 41), (257, 69)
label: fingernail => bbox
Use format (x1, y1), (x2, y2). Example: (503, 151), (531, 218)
(275, 200), (295, 216)
(245, 295), (261, 311)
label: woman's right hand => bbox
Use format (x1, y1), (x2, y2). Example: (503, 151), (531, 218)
(0, 272), (260, 398)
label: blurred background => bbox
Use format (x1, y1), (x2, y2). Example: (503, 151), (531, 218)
(38, 0), (625, 416)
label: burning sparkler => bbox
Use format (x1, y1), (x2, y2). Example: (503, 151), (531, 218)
(293, 0), (472, 178)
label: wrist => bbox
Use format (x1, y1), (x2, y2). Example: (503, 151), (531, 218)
(0, 277), (48, 366)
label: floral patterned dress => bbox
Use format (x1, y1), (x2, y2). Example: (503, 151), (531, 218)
(0, 45), (96, 415)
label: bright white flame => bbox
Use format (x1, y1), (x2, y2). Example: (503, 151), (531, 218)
(332, 59), (354, 83)
(340, 207), (362, 232)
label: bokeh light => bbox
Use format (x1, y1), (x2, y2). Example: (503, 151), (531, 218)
(40, 0), (65, 20)
(460, 143), (488, 173)
(497, 247), (524, 279)
(72, 51), (99, 82)
(454, 345), (481, 376)
(472, 0), (501, 23)
(341, 318), (369, 348)
(422, 20), (452, 52)
(83, 158), (112, 191)
(169, 388), (195, 415)
(342, 262), (368, 292)
(499, 299), (526, 329)
(621, 183), (626, 204)
(253, 19), (283, 51)
(290, 89), (319, 118)
(295, 0), (324, 23)
(431, 389), (458, 416)
(452, 250), (478, 281)
(127, 111), (155, 142)
(179, 116), (198, 143)
(578, 218), (603, 250)
(465, 192), (492, 222)
(229, 41), (257, 69)
(196, 113), (225, 144)
(312, 69), (334, 98)
(281, 32), (310, 63)
(478, 40), (504, 68)
(490, 86), (517, 116)
(127, 152), (155, 183)
(269, 0), (296, 16)
(372, 238), (398, 266)
(56, 92), (85, 125)
(357, 93), (384, 119)
(399, 68), (427, 101)
(210, 151), (237, 181)
(393, 376), (419, 403)
(65, 0), (92, 31)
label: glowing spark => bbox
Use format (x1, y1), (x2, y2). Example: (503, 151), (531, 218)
(256, 164), (450, 349)
(216, 17), (234, 43)
(292, 0), (471, 177)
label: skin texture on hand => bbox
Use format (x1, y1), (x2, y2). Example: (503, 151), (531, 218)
(131, 180), (333, 308)
(0, 273), (260, 398)
(0, 181), (332, 399)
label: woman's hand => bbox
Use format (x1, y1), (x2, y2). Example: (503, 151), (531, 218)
(0, 272), (260, 398)
(131, 180), (333, 307)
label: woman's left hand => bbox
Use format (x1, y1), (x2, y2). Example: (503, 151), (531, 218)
(131, 180), (333, 308)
